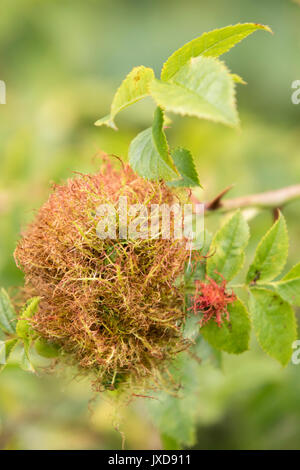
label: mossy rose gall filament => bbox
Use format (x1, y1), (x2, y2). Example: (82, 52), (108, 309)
(14, 163), (190, 390)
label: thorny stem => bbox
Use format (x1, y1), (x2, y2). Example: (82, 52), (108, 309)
(191, 184), (300, 214)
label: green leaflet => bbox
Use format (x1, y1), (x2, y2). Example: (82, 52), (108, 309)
(275, 262), (300, 306)
(20, 337), (35, 373)
(206, 211), (249, 281)
(16, 318), (31, 340)
(129, 107), (178, 181)
(0, 338), (19, 373)
(0, 295), (39, 373)
(35, 337), (60, 358)
(20, 296), (40, 318)
(16, 297), (40, 341)
(246, 213), (288, 284)
(0, 288), (17, 334)
(276, 279), (300, 307)
(282, 262), (300, 280)
(249, 288), (297, 366)
(161, 23), (272, 81)
(152, 57), (239, 127)
(201, 298), (251, 354)
(15, 297), (41, 372)
(168, 147), (201, 188)
(95, 66), (155, 129)
(160, 434), (181, 450)
(152, 106), (170, 162)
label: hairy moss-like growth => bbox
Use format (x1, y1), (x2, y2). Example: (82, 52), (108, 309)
(14, 162), (190, 390)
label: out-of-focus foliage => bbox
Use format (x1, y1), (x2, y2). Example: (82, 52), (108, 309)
(1, 0), (300, 450)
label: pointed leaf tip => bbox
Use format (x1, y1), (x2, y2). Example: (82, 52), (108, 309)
(161, 23), (272, 82)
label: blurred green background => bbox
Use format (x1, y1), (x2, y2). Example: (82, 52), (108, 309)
(1, 0), (300, 450)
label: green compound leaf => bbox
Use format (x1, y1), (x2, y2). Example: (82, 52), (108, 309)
(95, 66), (155, 129)
(246, 213), (288, 284)
(35, 337), (60, 358)
(161, 23), (272, 81)
(249, 288), (297, 366)
(168, 147), (201, 187)
(129, 107), (178, 181)
(206, 211), (249, 281)
(200, 298), (251, 354)
(152, 56), (239, 127)
(0, 338), (19, 373)
(0, 288), (17, 334)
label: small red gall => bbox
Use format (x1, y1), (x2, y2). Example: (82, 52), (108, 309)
(189, 275), (236, 327)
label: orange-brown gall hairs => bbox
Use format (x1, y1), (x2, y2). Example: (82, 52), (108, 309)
(14, 162), (190, 390)
(190, 276), (236, 327)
